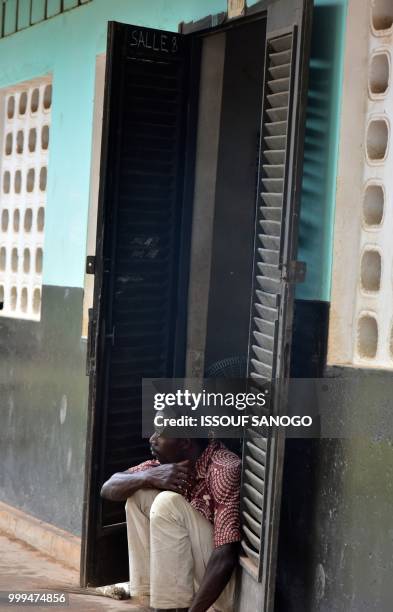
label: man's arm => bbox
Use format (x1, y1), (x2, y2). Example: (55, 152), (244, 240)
(101, 461), (191, 501)
(100, 470), (151, 502)
(189, 543), (238, 612)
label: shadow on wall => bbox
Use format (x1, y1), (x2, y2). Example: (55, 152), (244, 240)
(296, 1), (345, 302)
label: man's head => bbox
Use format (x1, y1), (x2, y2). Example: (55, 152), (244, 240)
(149, 433), (209, 464)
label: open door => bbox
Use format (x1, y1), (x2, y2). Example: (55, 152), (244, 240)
(239, 0), (312, 610)
(81, 22), (199, 587)
(82, 0), (312, 598)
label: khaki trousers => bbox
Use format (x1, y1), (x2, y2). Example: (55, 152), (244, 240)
(125, 489), (236, 610)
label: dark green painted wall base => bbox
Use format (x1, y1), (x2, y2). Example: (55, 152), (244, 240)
(0, 285), (88, 536)
(276, 301), (393, 612)
(1, 290), (392, 609)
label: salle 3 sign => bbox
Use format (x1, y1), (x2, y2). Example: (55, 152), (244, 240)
(130, 27), (180, 55)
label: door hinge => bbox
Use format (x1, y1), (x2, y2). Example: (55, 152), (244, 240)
(86, 256), (96, 275)
(281, 261), (307, 284)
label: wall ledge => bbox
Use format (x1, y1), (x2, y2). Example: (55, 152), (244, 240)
(0, 500), (80, 571)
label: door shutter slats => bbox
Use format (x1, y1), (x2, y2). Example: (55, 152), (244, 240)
(254, 318), (276, 337)
(261, 192), (283, 207)
(264, 134), (287, 149)
(241, 539), (261, 563)
(242, 29), (295, 567)
(254, 314), (278, 332)
(243, 511), (262, 536)
(246, 440), (267, 464)
(251, 359), (272, 379)
(266, 122), (287, 137)
(244, 468), (265, 495)
(267, 77), (290, 93)
(263, 164), (285, 178)
(266, 106), (288, 122)
(256, 288), (279, 307)
(259, 233), (280, 250)
(252, 345), (274, 366)
(269, 63), (291, 80)
(266, 91), (289, 108)
(262, 177), (284, 191)
(243, 525), (262, 552)
(260, 221), (281, 237)
(269, 49), (291, 66)
(244, 481), (264, 507)
(246, 455), (266, 480)
(264, 150), (285, 165)
(254, 331), (274, 352)
(244, 495), (263, 522)
(255, 301), (278, 320)
(257, 263), (281, 280)
(268, 49), (291, 66)
(249, 435), (268, 453)
(256, 274), (281, 292)
(240, 1), (312, 601)
(260, 207), (282, 222)
(269, 33), (293, 52)
(255, 286), (279, 308)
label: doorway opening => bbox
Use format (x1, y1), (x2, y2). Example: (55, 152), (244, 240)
(195, 19), (266, 374)
(82, 0), (313, 599)
(186, 18), (266, 458)
(82, 14), (268, 587)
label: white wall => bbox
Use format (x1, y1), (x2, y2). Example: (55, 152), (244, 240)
(328, 0), (393, 369)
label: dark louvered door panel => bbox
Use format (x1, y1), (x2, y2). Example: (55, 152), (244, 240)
(241, 30), (295, 571)
(241, 434), (267, 564)
(103, 49), (188, 527)
(82, 22), (197, 586)
(240, 0), (312, 608)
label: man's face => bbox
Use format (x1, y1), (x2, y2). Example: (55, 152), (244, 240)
(149, 432), (187, 464)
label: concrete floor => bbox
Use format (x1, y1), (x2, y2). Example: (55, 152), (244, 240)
(0, 532), (148, 611)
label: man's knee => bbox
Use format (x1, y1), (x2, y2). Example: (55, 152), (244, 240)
(125, 488), (159, 519)
(150, 491), (184, 522)
(125, 487), (144, 509)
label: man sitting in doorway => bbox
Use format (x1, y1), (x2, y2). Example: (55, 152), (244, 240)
(101, 433), (241, 612)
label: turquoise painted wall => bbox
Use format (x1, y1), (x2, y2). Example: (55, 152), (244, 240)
(0, 0), (229, 288)
(0, 0), (346, 297)
(297, 0), (348, 301)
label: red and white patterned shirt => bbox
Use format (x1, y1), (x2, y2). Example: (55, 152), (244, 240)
(127, 441), (241, 548)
